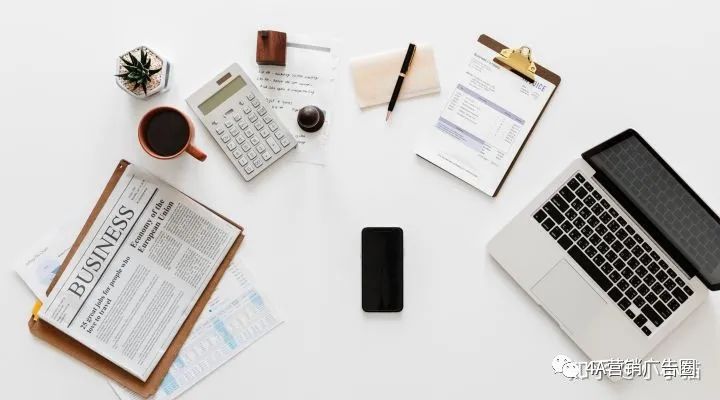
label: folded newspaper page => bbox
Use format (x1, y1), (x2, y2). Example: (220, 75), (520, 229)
(110, 260), (283, 400)
(38, 163), (241, 381)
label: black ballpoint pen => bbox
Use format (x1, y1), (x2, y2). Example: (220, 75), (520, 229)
(386, 43), (416, 121)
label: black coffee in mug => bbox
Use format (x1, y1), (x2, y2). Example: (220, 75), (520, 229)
(143, 109), (190, 157)
(138, 106), (206, 161)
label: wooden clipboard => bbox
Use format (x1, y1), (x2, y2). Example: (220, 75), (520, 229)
(28, 160), (245, 398)
(479, 34), (562, 196)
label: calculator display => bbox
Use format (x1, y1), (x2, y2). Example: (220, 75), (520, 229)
(198, 76), (246, 115)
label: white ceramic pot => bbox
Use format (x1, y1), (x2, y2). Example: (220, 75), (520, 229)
(115, 45), (170, 99)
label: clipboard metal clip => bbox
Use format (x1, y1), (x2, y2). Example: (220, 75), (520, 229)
(494, 46), (537, 82)
(32, 300), (42, 321)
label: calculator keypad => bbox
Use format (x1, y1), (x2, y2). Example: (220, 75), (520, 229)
(204, 88), (296, 181)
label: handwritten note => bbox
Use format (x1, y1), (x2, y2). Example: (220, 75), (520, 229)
(254, 36), (337, 165)
(256, 70), (320, 97)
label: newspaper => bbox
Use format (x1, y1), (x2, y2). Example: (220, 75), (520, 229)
(110, 260), (282, 400)
(38, 163), (241, 381)
(13, 219), (281, 400)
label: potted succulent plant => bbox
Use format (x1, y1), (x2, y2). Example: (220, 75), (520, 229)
(115, 46), (170, 99)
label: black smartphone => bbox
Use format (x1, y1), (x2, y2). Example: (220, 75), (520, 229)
(362, 227), (403, 312)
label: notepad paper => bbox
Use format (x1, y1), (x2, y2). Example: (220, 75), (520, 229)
(350, 44), (440, 108)
(416, 41), (556, 196)
(254, 34), (338, 165)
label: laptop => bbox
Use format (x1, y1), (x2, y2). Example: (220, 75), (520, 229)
(488, 129), (719, 360)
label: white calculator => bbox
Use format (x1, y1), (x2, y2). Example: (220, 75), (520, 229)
(186, 63), (296, 181)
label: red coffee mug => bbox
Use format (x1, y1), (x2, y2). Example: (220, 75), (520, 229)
(138, 106), (207, 161)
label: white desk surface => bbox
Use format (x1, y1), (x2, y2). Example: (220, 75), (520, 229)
(2, 0), (720, 398)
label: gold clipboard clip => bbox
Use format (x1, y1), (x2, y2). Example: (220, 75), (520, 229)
(31, 300), (42, 321)
(494, 46), (537, 82)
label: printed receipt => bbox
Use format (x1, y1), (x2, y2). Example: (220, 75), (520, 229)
(110, 259), (282, 400)
(416, 41), (555, 195)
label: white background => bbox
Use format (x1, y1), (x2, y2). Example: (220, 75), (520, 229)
(1, 0), (720, 399)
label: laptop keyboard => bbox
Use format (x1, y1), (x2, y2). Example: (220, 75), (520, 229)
(533, 173), (695, 336)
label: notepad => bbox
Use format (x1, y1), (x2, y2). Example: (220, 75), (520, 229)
(350, 44), (440, 108)
(416, 35), (560, 196)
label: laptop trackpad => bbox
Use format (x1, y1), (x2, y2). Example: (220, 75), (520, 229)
(532, 259), (607, 335)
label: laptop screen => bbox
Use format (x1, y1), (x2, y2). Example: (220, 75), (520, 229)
(584, 131), (720, 289)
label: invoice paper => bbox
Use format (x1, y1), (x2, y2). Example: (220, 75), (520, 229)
(416, 41), (556, 196)
(253, 34), (338, 166)
(110, 259), (282, 400)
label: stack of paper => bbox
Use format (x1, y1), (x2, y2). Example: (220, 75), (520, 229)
(15, 221), (282, 399)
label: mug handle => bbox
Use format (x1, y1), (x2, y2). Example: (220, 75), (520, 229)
(186, 144), (207, 161)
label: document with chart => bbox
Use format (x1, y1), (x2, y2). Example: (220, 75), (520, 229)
(416, 41), (556, 196)
(37, 163), (241, 381)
